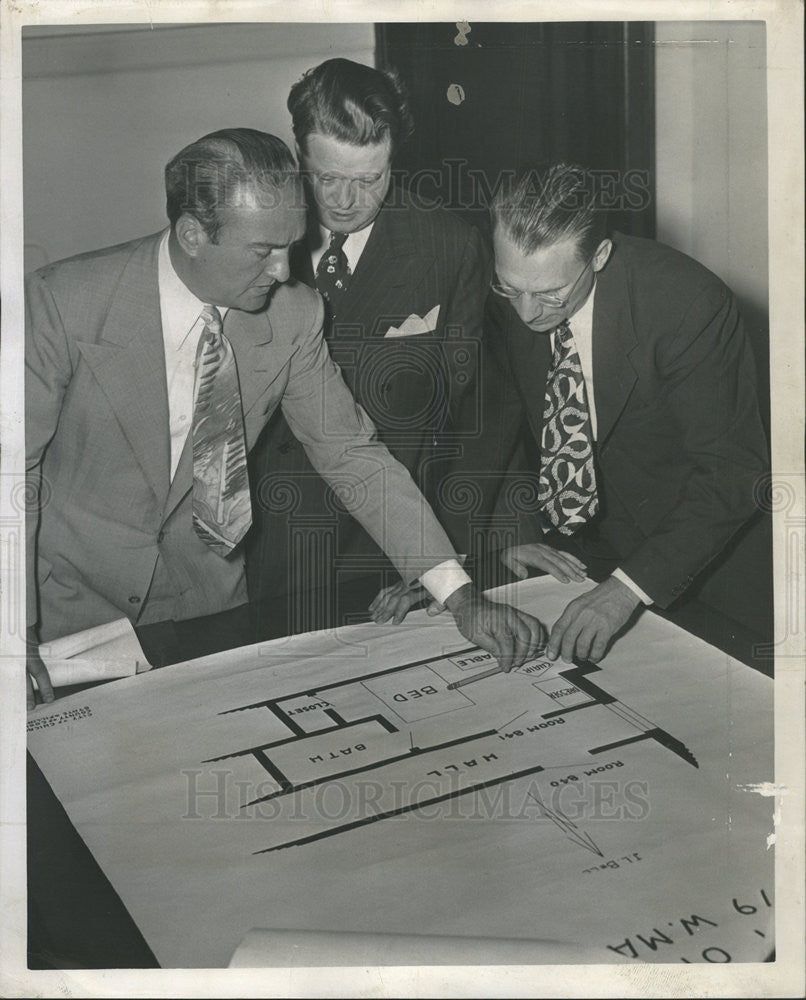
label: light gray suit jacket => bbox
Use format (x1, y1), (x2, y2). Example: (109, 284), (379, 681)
(26, 231), (457, 642)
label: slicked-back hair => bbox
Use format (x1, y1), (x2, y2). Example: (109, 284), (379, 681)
(288, 58), (414, 155)
(492, 164), (608, 262)
(165, 128), (300, 242)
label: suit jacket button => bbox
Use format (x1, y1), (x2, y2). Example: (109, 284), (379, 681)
(128, 596), (141, 605)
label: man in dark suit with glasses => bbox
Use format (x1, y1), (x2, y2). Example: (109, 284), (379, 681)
(372, 162), (768, 665)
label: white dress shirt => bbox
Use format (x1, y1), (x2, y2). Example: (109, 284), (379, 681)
(559, 283), (652, 606)
(158, 230), (229, 480)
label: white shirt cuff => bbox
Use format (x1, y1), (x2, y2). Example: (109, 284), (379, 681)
(420, 559), (473, 606)
(612, 568), (653, 606)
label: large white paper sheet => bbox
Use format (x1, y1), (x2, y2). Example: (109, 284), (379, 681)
(27, 578), (774, 968)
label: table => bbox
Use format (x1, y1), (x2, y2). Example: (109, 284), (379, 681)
(27, 577), (775, 969)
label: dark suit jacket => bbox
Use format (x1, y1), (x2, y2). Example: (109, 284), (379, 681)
(247, 188), (490, 609)
(462, 231), (769, 609)
(26, 231), (458, 642)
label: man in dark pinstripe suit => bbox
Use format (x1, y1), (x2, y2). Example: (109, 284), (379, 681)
(246, 59), (491, 637)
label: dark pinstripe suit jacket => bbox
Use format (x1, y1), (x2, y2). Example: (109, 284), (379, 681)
(246, 188), (490, 610)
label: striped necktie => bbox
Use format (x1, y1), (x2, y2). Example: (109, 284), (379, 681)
(537, 320), (599, 534)
(191, 305), (252, 554)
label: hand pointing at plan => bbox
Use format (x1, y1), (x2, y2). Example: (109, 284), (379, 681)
(371, 581), (546, 673)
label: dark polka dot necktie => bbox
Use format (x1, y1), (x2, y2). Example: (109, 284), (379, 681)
(315, 230), (351, 317)
(191, 305), (252, 555)
(537, 320), (599, 534)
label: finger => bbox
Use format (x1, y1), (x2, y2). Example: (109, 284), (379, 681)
(369, 585), (397, 613)
(369, 594), (392, 617)
(547, 604), (578, 660)
(27, 674), (35, 712)
(544, 552), (587, 583)
(426, 601), (446, 617)
(500, 550), (528, 580)
(559, 617), (584, 663)
(372, 603), (394, 624)
(475, 630), (503, 670)
(39, 670), (55, 703)
(556, 556), (587, 582)
(392, 599), (411, 625)
(589, 628), (611, 663)
(379, 589), (411, 617)
(513, 610), (544, 655)
(29, 662), (55, 705)
(574, 625), (597, 662)
(524, 612), (547, 658)
(546, 563), (573, 584)
(510, 615), (535, 669)
(493, 628), (517, 673)
(558, 552), (587, 572)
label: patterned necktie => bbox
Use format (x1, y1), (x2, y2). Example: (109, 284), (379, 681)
(191, 305), (252, 555)
(537, 320), (599, 534)
(315, 230), (351, 317)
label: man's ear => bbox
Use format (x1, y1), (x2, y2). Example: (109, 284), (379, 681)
(592, 238), (613, 274)
(174, 214), (208, 258)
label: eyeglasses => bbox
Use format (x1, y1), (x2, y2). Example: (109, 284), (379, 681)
(304, 168), (390, 194)
(491, 252), (596, 310)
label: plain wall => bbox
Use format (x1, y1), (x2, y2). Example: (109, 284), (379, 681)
(654, 20), (768, 338)
(22, 23), (375, 270)
(25, 20), (769, 312)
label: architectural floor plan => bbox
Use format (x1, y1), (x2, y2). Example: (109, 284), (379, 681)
(27, 579), (775, 968)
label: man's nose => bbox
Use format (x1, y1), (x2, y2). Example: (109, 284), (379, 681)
(264, 250), (291, 284)
(329, 178), (355, 210)
(514, 293), (546, 325)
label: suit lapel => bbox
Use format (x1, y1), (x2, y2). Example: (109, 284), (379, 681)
(222, 306), (278, 418)
(591, 248), (639, 447)
(75, 234), (170, 502)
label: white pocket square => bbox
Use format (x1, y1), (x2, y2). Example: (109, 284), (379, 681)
(384, 304), (441, 338)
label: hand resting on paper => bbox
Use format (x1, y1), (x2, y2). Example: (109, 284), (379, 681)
(546, 576), (642, 664)
(26, 625), (55, 711)
(369, 580), (440, 625)
(496, 546), (641, 663)
(499, 543), (588, 584)
(370, 581), (546, 673)
(369, 539), (588, 624)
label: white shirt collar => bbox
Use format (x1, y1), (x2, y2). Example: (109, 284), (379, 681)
(158, 229), (229, 350)
(554, 277), (599, 439)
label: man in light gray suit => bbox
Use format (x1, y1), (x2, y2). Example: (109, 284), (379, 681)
(26, 128), (543, 708)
